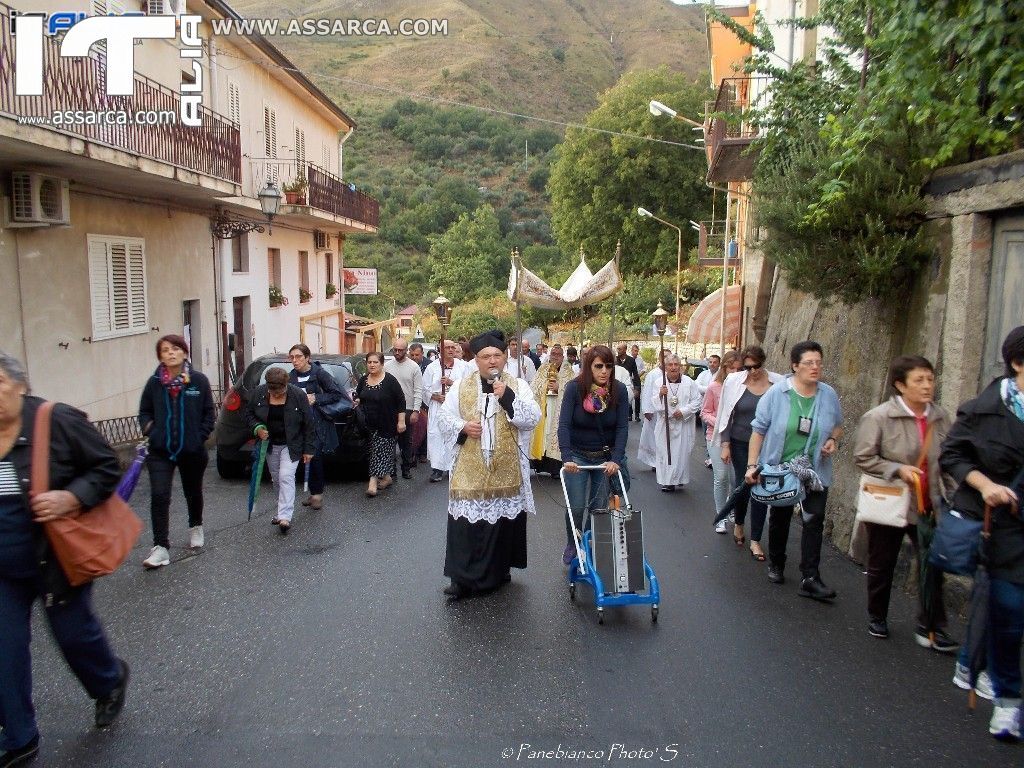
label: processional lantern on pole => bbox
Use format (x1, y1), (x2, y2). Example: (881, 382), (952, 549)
(652, 301), (671, 465)
(433, 290), (451, 394)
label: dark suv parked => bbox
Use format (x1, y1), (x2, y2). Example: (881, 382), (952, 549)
(214, 353), (368, 479)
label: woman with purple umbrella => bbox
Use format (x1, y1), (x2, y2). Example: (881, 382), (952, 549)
(138, 335), (215, 568)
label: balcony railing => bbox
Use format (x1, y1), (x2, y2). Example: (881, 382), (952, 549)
(252, 159), (379, 229)
(0, 3), (241, 184)
(705, 76), (767, 183)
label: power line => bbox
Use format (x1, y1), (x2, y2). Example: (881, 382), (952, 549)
(210, 47), (704, 151)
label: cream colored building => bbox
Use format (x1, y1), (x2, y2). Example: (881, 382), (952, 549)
(0, 0), (378, 421)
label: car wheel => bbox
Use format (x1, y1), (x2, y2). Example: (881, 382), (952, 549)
(216, 452), (248, 479)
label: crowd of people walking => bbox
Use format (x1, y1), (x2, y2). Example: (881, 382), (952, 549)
(0, 323), (1022, 763)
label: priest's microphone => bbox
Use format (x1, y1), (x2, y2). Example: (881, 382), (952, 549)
(487, 368), (500, 384)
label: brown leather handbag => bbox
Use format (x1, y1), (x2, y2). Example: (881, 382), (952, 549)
(31, 401), (143, 587)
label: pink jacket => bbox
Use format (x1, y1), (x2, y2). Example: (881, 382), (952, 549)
(700, 379), (723, 442)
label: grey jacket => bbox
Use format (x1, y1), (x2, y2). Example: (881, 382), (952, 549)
(852, 396), (952, 523)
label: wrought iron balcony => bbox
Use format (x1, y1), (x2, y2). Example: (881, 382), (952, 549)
(705, 77), (767, 183)
(0, 3), (240, 184)
(253, 159), (379, 230)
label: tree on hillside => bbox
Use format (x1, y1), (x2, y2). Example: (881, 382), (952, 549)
(428, 205), (509, 305)
(548, 68), (713, 275)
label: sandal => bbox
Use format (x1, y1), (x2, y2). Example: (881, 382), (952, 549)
(733, 534), (746, 546)
(750, 545), (766, 561)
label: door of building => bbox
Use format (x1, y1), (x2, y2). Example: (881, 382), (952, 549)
(232, 297), (250, 382)
(983, 213), (1024, 385)
(182, 300), (201, 371)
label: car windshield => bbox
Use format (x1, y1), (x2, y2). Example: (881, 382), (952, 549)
(242, 361), (357, 392)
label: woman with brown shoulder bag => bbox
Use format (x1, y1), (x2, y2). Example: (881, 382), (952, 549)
(0, 352), (130, 766)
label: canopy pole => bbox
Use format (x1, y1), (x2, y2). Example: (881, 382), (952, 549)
(608, 241), (621, 350)
(513, 248), (523, 378)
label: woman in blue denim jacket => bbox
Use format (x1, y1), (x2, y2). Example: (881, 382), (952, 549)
(744, 341), (844, 601)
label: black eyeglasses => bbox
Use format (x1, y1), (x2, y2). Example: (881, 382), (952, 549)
(743, 363), (763, 371)
(592, 363), (613, 370)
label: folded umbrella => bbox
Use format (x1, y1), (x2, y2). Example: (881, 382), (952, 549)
(962, 504), (994, 709)
(713, 481), (751, 525)
(247, 439), (269, 521)
(116, 441), (148, 501)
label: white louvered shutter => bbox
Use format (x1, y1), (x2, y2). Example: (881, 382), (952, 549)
(264, 106), (278, 182)
(228, 81), (240, 126)
(128, 240), (147, 329)
(109, 241), (129, 330)
(89, 238), (112, 336)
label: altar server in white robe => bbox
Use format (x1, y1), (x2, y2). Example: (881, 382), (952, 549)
(637, 349), (667, 468)
(422, 340), (470, 482)
(649, 354), (703, 491)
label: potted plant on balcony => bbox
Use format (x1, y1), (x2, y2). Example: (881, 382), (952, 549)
(325, 282), (338, 299)
(299, 287), (312, 304)
(282, 176), (308, 205)
(269, 285), (289, 307)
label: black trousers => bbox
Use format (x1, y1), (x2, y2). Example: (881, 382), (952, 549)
(767, 489), (828, 578)
(729, 439), (767, 541)
(865, 521), (946, 629)
(396, 409), (415, 470)
(147, 450), (208, 548)
(633, 391), (642, 420)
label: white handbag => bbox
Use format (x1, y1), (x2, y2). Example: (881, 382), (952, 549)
(855, 425), (930, 527)
(855, 474), (919, 527)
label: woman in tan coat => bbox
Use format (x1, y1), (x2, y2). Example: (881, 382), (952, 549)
(853, 355), (954, 648)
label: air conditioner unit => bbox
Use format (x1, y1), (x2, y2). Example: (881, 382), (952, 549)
(10, 172), (71, 225)
(314, 230), (329, 251)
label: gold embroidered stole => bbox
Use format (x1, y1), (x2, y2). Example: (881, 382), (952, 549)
(450, 372), (523, 501)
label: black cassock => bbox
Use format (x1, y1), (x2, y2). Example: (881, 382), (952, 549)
(443, 379), (528, 592)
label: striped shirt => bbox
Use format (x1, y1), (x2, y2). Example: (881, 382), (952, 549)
(0, 460), (20, 495)
(0, 458), (36, 578)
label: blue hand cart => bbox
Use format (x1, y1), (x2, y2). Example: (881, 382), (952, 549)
(560, 466), (661, 624)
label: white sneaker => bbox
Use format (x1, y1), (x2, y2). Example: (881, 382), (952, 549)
(714, 520), (728, 534)
(990, 703), (1021, 742)
(953, 662), (995, 701)
(142, 545), (170, 569)
(189, 525), (204, 549)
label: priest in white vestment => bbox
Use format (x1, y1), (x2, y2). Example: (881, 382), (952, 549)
(649, 354), (703, 491)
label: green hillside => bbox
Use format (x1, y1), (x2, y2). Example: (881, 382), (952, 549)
(230, 1), (710, 319)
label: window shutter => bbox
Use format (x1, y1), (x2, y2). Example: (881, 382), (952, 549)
(88, 235), (148, 340)
(109, 241), (129, 330)
(128, 240), (147, 330)
(89, 239), (112, 336)
(295, 127), (306, 171)
(228, 81), (240, 127)
(264, 106), (278, 183)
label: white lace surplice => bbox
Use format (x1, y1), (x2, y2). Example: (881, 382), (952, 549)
(438, 375), (541, 524)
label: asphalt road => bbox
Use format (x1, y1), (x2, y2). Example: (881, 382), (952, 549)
(26, 422), (1019, 767)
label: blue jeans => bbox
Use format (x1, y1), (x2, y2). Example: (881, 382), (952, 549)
(0, 577), (121, 751)
(987, 577), (1024, 705)
(707, 437), (734, 518)
(563, 450), (628, 547)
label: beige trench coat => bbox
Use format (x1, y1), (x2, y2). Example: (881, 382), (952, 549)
(848, 396), (953, 561)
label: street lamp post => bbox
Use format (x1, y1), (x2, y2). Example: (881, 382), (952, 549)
(638, 207), (683, 353)
(651, 301), (671, 466)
